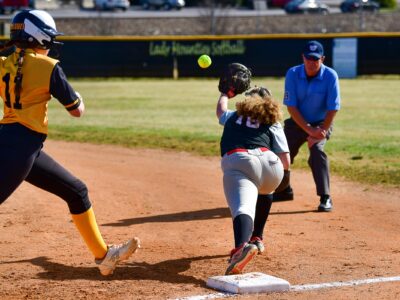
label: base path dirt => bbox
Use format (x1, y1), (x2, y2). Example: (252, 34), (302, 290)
(1, 140), (399, 299)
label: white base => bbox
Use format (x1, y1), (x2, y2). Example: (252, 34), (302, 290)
(206, 272), (290, 294)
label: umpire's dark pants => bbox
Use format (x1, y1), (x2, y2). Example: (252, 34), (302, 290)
(284, 118), (332, 196)
(0, 123), (91, 214)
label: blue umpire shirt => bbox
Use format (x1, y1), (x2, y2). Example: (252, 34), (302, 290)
(283, 64), (341, 124)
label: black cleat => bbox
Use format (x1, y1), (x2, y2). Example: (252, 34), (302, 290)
(273, 186), (294, 202)
(318, 195), (333, 212)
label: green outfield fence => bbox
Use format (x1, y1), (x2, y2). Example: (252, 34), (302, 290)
(1, 32), (400, 78)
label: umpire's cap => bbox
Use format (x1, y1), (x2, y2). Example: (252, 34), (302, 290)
(303, 41), (324, 59)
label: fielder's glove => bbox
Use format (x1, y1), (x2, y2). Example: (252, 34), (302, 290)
(218, 63), (252, 98)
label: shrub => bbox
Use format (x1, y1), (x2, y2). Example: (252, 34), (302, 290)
(378, 0), (397, 9)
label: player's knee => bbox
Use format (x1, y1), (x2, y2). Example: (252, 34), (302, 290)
(66, 179), (92, 214)
(234, 208), (255, 221)
(310, 142), (326, 154)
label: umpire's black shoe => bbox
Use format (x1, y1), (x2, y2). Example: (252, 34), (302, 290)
(318, 195), (333, 212)
(272, 186), (294, 202)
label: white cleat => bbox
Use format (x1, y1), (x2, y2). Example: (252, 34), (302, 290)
(95, 237), (140, 276)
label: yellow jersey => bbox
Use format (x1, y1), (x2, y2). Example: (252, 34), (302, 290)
(0, 48), (79, 135)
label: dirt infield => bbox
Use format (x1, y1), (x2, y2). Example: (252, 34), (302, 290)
(1, 140), (399, 300)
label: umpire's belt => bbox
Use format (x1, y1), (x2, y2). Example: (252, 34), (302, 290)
(226, 147), (269, 156)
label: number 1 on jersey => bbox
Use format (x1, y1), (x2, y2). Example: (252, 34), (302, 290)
(2, 73), (22, 109)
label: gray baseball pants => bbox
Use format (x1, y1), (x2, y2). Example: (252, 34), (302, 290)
(221, 148), (284, 220)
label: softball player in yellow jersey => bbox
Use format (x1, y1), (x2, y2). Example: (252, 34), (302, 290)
(0, 10), (139, 276)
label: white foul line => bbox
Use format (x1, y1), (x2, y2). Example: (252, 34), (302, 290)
(174, 292), (236, 300)
(290, 275), (400, 292)
(173, 275), (400, 300)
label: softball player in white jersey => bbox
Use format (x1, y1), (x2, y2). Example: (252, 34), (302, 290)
(216, 87), (290, 275)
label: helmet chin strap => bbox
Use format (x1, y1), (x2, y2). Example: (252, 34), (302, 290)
(47, 40), (64, 58)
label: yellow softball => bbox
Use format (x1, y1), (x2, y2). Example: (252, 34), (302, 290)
(198, 54), (212, 69)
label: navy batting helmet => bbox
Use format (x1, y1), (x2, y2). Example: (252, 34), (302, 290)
(10, 10), (63, 49)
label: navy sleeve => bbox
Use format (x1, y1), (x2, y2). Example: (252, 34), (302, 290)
(49, 64), (81, 111)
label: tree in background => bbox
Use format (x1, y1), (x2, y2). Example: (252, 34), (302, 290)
(198, 0), (248, 34)
(378, 0), (397, 8)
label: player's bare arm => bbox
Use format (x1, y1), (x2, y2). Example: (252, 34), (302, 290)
(277, 152), (290, 171)
(216, 93), (229, 119)
(321, 110), (337, 131)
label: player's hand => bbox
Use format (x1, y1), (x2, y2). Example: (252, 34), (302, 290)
(221, 91), (235, 99)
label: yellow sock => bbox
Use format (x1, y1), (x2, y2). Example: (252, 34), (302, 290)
(71, 207), (108, 259)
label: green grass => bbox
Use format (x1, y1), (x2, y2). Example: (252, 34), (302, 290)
(47, 79), (225, 156)
(2, 77), (399, 187)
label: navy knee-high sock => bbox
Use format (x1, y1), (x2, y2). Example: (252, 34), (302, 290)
(233, 214), (253, 248)
(252, 194), (273, 239)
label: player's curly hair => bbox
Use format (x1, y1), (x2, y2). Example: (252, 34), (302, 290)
(236, 86), (282, 125)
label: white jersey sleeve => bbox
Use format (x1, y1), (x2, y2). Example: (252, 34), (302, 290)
(219, 110), (235, 126)
(269, 122), (289, 154)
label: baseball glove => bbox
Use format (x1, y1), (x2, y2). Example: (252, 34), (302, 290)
(218, 63), (252, 98)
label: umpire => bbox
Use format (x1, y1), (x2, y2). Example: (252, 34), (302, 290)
(273, 40), (341, 212)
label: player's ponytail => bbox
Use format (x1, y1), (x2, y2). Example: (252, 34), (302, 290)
(14, 49), (25, 105)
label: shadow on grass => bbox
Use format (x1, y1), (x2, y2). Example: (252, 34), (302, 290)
(1, 254), (226, 285)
